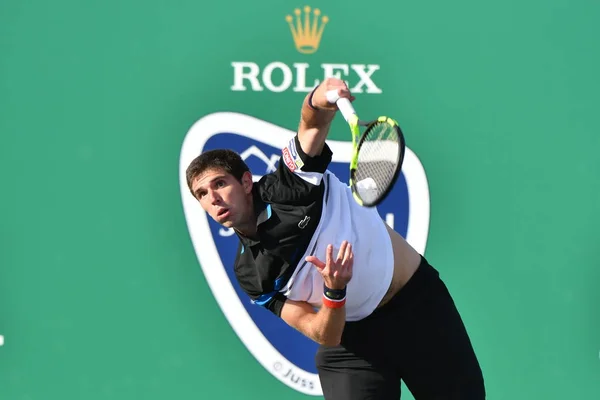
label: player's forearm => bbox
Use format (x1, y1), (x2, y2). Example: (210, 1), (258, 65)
(297, 90), (335, 157)
(307, 304), (346, 346)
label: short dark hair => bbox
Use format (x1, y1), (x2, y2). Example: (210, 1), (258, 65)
(185, 149), (250, 195)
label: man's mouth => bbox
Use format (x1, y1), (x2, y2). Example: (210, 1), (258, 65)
(217, 209), (230, 219)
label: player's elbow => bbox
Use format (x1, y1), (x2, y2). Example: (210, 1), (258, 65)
(307, 314), (345, 346)
(318, 337), (341, 346)
(313, 331), (342, 346)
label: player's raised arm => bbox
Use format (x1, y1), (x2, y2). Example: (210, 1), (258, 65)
(297, 78), (355, 157)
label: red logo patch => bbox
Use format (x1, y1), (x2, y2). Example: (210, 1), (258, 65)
(282, 147), (297, 172)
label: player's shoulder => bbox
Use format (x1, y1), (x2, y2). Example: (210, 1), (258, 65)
(254, 164), (322, 206)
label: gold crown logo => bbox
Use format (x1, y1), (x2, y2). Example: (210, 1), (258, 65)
(285, 6), (329, 54)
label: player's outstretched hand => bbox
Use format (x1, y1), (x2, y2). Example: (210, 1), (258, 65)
(305, 240), (353, 290)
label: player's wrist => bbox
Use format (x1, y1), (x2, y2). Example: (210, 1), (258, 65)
(307, 86), (320, 110)
(301, 86), (336, 130)
(322, 284), (346, 309)
(324, 284), (347, 296)
(304, 85), (335, 114)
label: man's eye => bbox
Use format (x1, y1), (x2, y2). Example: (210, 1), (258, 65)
(216, 180), (225, 188)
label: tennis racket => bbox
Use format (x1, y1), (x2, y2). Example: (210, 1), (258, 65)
(327, 90), (406, 208)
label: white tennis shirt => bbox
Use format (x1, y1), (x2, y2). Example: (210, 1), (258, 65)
(280, 169), (395, 321)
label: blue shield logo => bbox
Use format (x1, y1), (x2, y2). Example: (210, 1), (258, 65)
(179, 112), (430, 396)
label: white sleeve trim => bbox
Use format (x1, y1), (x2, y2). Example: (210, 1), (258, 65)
(293, 170), (323, 185)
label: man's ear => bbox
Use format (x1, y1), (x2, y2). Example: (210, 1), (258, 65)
(241, 171), (253, 194)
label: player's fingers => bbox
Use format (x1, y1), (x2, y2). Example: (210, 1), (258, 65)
(337, 91), (356, 104)
(325, 244), (333, 267)
(324, 77), (346, 88)
(346, 246), (354, 274)
(343, 243), (353, 267)
(337, 87), (352, 99)
(336, 241), (347, 264)
(305, 255), (325, 270)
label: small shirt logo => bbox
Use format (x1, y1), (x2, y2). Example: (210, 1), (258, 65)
(282, 147), (297, 172)
(283, 138), (304, 172)
(298, 215), (311, 229)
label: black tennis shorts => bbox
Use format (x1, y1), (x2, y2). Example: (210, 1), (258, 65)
(315, 256), (486, 400)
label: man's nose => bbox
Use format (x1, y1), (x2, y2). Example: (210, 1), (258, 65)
(208, 190), (222, 205)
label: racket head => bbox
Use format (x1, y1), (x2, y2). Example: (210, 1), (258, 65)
(350, 116), (406, 207)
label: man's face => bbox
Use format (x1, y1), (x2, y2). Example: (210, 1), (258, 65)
(191, 168), (253, 228)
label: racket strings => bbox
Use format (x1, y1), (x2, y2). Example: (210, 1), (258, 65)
(355, 123), (401, 202)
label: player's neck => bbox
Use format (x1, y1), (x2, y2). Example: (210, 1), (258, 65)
(234, 196), (258, 239)
(235, 224), (258, 240)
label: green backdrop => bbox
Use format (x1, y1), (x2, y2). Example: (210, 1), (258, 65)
(1, 0), (599, 399)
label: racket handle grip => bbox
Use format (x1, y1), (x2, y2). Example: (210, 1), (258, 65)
(326, 89), (357, 123)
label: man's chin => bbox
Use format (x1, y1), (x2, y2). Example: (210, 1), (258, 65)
(218, 219), (234, 229)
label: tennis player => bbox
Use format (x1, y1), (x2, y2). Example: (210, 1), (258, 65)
(186, 78), (485, 399)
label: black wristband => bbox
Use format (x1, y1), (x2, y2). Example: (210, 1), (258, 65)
(307, 86), (319, 110)
(323, 284), (346, 300)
